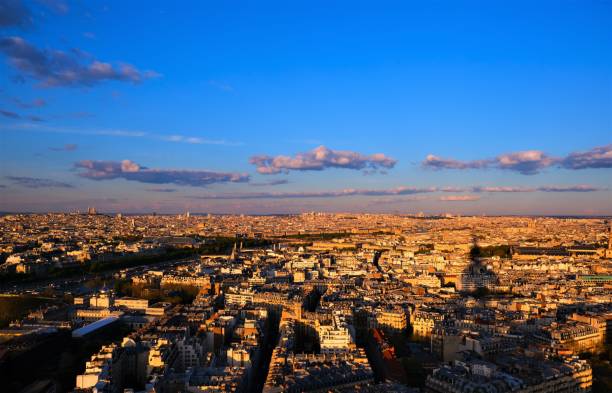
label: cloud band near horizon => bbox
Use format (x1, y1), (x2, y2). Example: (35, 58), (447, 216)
(423, 144), (612, 175)
(6, 176), (73, 188)
(185, 184), (606, 200)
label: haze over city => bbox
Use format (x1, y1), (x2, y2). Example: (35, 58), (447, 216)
(0, 1), (610, 215)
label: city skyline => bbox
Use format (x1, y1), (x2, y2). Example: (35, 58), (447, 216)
(1, 1), (611, 214)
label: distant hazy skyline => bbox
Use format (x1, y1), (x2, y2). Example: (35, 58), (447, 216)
(0, 1), (610, 215)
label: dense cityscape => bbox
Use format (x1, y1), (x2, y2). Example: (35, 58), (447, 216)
(0, 212), (610, 392)
(1, 1), (611, 392)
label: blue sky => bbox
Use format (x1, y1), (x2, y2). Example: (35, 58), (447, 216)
(0, 0), (610, 214)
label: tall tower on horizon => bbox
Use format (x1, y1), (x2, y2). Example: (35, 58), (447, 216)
(606, 223), (612, 259)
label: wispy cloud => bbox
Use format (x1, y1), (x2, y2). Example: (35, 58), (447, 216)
(6, 176), (73, 188)
(1, 109), (20, 119)
(439, 195), (480, 201)
(161, 134), (242, 146)
(423, 144), (612, 174)
(250, 179), (290, 187)
(12, 97), (46, 108)
(189, 187), (438, 200)
(0, 36), (160, 87)
(536, 185), (604, 192)
(250, 145), (397, 175)
(187, 184), (604, 200)
(49, 143), (77, 152)
(0, 109), (43, 121)
(146, 188), (177, 193)
(423, 155), (490, 170)
(4, 123), (241, 146)
(471, 185), (605, 193)
(366, 195), (431, 205)
(75, 159), (250, 187)
(439, 186), (468, 193)
(471, 186), (531, 193)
